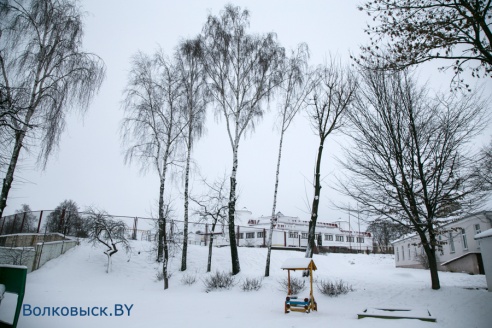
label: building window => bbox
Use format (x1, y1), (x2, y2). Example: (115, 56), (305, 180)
(324, 234), (333, 241)
(449, 232), (455, 253)
(336, 235), (344, 242)
(408, 244), (411, 258)
(401, 245), (405, 261)
(347, 236), (354, 243)
(461, 228), (468, 250)
(301, 233), (308, 239)
(289, 232), (298, 238)
(257, 231), (264, 238)
(238, 233), (244, 239)
(396, 247), (399, 261)
(475, 224), (481, 235)
(475, 224), (481, 249)
(357, 237), (364, 243)
(246, 232), (255, 239)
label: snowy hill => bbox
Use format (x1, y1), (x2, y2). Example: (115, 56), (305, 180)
(20, 240), (491, 328)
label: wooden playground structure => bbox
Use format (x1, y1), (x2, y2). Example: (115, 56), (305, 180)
(281, 258), (317, 314)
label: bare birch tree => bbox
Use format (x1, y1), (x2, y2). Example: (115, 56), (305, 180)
(121, 50), (185, 289)
(175, 38), (208, 272)
(305, 60), (358, 259)
(190, 175), (229, 273)
(264, 44), (312, 277)
(338, 70), (488, 289)
(0, 0), (105, 218)
(201, 4), (285, 274)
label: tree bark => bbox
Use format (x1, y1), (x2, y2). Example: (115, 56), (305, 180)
(228, 144), (240, 275)
(306, 138), (324, 259)
(265, 126), (285, 277)
(181, 128), (192, 272)
(0, 132), (25, 219)
(423, 244), (440, 290)
(157, 178), (165, 262)
(207, 220), (218, 272)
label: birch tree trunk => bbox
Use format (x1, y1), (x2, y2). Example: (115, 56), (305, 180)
(228, 143), (240, 275)
(265, 123), (285, 277)
(181, 130), (192, 272)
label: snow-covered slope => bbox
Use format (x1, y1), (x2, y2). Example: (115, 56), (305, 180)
(19, 240), (491, 328)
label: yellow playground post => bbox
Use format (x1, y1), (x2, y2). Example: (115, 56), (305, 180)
(281, 258), (317, 314)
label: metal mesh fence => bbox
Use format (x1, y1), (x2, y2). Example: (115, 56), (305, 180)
(0, 211), (270, 246)
(1, 211), (376, 253)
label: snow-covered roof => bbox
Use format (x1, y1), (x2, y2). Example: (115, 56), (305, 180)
(441, 252), (481, 266)
(474, 228), (492, 240)
(280, 258), (317, 270)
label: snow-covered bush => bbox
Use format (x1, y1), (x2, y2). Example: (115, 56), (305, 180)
(278, 277), (306, 295)
(181, 273), (197, 286)
(317, 279), (353, 297)
(203, 271), (236, 292)
(241, 277), (263, 291)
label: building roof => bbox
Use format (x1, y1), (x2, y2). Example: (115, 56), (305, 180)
(281, 258), (317, 271)
(440, 252), (481, 266)
(391, 211), (492, 244)
(475, 228), (492, 240)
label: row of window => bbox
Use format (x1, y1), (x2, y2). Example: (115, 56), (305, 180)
(238, 232), (265, 239)
(396, 224), (481, 261)
(236, 231), (364, 243)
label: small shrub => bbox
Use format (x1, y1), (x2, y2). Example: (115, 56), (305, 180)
(241, 277), (263, 291)
(203, 271), (236, 292)
(278, 277), (306, 295)
(181, 273), (197, 286)
(317, 279), (353, 297)
(155, 269), (173, 282)
(156, 270), (164, 281)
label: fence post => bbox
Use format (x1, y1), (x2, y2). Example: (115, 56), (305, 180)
(0, 216), (5, 234)
(36, 211), (44, 233)
(10, 214), (18, 234)
(20, 212), (27, 233)
(132, 217), (138, 240)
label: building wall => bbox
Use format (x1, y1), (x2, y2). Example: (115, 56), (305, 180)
(444, 254), (481, 274)
(392, 211), (492, 274)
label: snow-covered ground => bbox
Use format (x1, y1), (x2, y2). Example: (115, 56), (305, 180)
(19, 240), (491, 328)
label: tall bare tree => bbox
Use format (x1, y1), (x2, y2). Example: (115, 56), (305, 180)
(175, 38), (208, 272)
(475, 138), (492, 191)
(0, 0), (105, 218)
(190, 175), (229, 273)
(356, 0), (492, 84)
(122, 50), (185, 289)
(367, 218), (411, 253)
(339, 70), (488, 289)
(200, 4), (285, 274)
(264, 44), (312, 277)
(305, 60), (358, 259)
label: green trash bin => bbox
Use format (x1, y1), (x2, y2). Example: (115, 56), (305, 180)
(0, 265), (27, 328)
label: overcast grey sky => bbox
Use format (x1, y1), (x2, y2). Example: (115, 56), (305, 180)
(4, 0), (491, 223)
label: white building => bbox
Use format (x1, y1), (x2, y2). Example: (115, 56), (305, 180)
(193, 210), (373, 253)
(392, 211), (492, 274)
